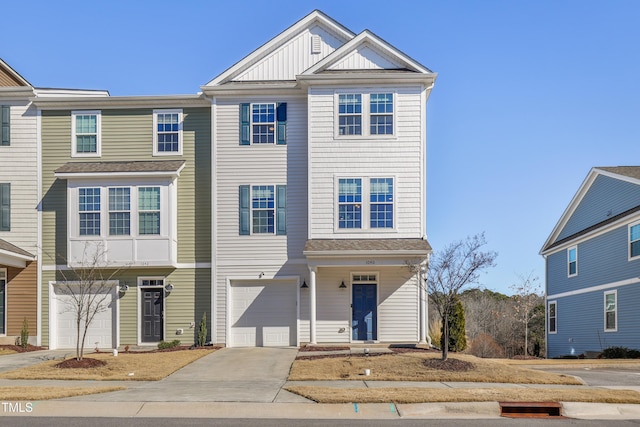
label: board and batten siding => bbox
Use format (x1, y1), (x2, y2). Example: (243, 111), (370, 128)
(548, 283), (640, 357)
(234, 25), (346, 82)
(307, 85), (425, 239)
(547, 224), (640, 295)
(0, 101), (38, 253)
(556, 175), (640, 242)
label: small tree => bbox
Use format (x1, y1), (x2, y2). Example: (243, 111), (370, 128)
(510, 272), (542, 357)
(54, 242), (126, 361)
(428, 233), (497, 360)
(441, 297), (467, 352)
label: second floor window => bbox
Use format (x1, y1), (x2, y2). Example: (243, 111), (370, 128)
(153, 109), (183, 155)
(239, 185), (286, 235)
(240, 103), (287, 145)
(370, 93), (393, 135)
(79, 187), (101, 236)
(338, 178), (362, 229)
(338, 94), (362, 136)
(337, 93), (394, 137)
(72, 111), (101, 156)
(139, 187), (160, 235)
(338, 177), (394, 230)
(109, 188), (130, 236)
(568, 246), (577, 277)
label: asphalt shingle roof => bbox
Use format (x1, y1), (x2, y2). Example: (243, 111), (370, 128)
(0, 239), (34, 258)
(54, 160), (185, 174)
(304, 238), (431, 254)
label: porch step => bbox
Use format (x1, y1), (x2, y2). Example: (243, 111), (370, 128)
(500, 401), (564, 418)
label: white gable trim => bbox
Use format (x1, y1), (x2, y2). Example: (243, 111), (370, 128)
(541, 168), (640, 254)
(301, 30), (433, 76)
(204, 10), (355, 87)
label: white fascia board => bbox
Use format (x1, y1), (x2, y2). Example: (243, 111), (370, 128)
(204, 10), (355, 87)
(0, 87), (35, 99)
(301, 30), (434, 76)
(31, 95), (208, 110)
(297, 72), (437, 87)
(34, 88), (110, 97)
(0, 250), (35, 268)
(201, 82), (301, 96)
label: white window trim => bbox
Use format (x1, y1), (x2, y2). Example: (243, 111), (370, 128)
(567, 246), (577, 277)
(547, 300), (557, 334)
(108, 186), (131, 236)
(334, 92), (397, 140)
(0, 268), (6, 336)
(629, 221), (640, 261)
(334, 175), (397, 233)
(250, 103), (277, 144)
(153, 109), (183, 156)
(604, 290), (617, 332)
(71, 110), (101, 158)
(250, 184), (277, 235)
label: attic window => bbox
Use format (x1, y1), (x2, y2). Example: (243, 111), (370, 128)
(311, 35), (321, 54)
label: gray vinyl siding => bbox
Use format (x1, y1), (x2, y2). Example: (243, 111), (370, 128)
(548, 284), (640, 357)
(557, 175), (640, 242)
(547, 225), (640, 296)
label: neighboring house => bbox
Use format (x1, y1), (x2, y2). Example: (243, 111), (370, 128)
(541, 167), (640, 358)
(202, 10), (436, 346)
(36, 95), (211, 349)
(0, 59), (39, 345)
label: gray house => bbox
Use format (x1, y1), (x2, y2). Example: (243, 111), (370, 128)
(541, 167), (640, 358)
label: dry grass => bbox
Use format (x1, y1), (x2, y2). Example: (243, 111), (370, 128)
(0, 348), (215, 381)
(286, 386), (640, 404)
(0, 386), (126, 401)
(0, 349), (16, 356)
(289, 352), (582, 384)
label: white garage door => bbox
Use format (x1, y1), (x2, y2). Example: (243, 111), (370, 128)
(230, 280), (296, 347)
(52, 284), (116, 350)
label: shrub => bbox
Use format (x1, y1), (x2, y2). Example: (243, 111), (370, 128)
(441, 298), (467, 352)
(157, 339), (181, 350)
(468, 333), (505, 358)
(20, 317), (29, 349)
(602, 346), (640, 359)
(428, 317), (442, 348)
(197, 312), (207, 347)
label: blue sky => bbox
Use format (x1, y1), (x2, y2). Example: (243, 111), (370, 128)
(4, 1), (640, 295)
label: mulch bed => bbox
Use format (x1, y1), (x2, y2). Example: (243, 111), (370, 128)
(390, 347), (436, 354)
(298, 346), (350, 352)
(297, 352), (387, 360)
(423, 357), (475, 371)
(0, 344), (46, 353)
(117, 345), (221, 354)
(55, 358), (107, 369)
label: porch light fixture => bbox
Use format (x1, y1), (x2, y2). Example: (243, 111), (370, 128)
(339, 280), (347, 289)
(301, 279), (308, 289)
(165, 283), (174, 292)
(119, 283), (129, 292)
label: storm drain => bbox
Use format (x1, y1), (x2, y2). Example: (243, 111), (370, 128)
(499, 401), (564, 418)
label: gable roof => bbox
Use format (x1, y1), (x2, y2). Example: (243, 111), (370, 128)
(0, 58), (31, 87)
(54, 160), (186, 178)
(204, 10), (354, 88)
(541, 166), (640, 254)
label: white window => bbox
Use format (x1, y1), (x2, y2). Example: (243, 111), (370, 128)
(630, 222), (640, 260)
(79, 187), (101, 236)
(108, 187), (130, 236)
(153, 109), (183, 155)
(138, 187), (160, 235)
(336, 92), (395, 138)
(568, 246), (577, 277)
(71, 111), (101, 157)
(548, 301), (557, 334)
(604, 291), (617, 332)
(336, 177), (395, 231)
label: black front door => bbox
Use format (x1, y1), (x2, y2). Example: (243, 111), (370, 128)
(142, 289), (163, 342)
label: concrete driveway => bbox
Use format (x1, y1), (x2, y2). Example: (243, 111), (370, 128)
(64, 347), (309, 403)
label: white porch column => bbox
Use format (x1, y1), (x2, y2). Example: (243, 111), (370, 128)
(419, 264), (428, 344)
(309, 267), (317, 344)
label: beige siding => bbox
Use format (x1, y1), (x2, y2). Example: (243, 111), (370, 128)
(6, 261), (38, 337)
(308, 85), (425, 239)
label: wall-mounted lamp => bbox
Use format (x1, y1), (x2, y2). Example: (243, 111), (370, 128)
(301, 279), (308, 289)
(165, 283), (174, 292)
(259, 272), (265, 279)
(339, 280), (347, 289)
(119, 283), (129, 292)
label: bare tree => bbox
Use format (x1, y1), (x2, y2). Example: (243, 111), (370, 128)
(510, 272), (542, 357)
(428, 233), (497, 361)
(54, 242), (126, 361)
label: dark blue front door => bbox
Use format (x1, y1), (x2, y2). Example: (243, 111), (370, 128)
(352, 284), (377, 341)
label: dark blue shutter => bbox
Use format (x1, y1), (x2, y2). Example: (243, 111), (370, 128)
(0, 183), (9, 231)
(276, 185), (286, 235)
(240, 103), (250, 145)
(276, 103), (287, 145)
(1, 106), (9, 146)
(239, 185), (250, 235)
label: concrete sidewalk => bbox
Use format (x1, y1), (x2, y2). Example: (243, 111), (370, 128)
(0, 348), (640, 419)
